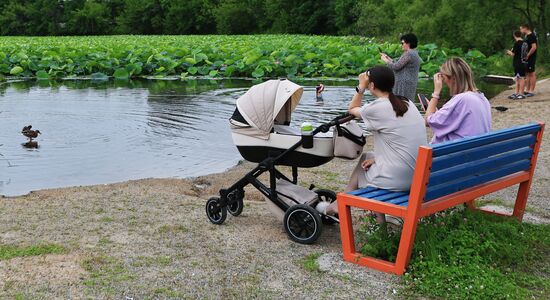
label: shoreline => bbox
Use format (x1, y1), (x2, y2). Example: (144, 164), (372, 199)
(0, 79), (549, 298)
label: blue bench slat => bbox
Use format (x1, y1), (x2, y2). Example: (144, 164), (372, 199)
(429, 147), (534, 186)
(373, 191), (408, 202)
(425, 160), (531, 201)
(386, 195), (410, 205)
(363, 189), (394, 198)
(431, 123), (540, 157)
(348, 187), (409, 203)
(431, 134), (536, 171)
(348, 186), (378, 196)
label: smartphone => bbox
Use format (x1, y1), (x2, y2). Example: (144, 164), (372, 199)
(417, 94), (429, 111)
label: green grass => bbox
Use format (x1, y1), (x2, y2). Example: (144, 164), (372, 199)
(99, 216), (114, 223)
(81, 255), (135, 289)
(130, 255), (172, 267)
(357, 208), (550, 299)
(0, 35), (497, 80)
(0, 243), (66, 260)
(152, 287), (183, 298)
(157, 224), (188, 234)
(478, 197), (538, 214)
(300, 252), (323, 273)
(14, 293), (25, 300)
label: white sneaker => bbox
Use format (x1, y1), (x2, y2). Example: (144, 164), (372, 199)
(315, 201), (330, 214)
(385, 215), (403, 226)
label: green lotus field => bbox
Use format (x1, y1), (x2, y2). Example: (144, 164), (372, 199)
(0, 35), (505, 80)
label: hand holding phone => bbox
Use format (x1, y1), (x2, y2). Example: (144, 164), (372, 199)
(417, 94), (429, 111)
(418, 93), (438, 112)
(380, 53), (391, 63)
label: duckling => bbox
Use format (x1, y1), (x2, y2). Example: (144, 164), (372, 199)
(21, 125), (41, 141)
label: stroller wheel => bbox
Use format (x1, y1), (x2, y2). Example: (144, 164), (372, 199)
(227, 189), (244, 216)
(315, 189), (338, 225)
(284, 204), (322, 244)
(206, 197), (227, 225)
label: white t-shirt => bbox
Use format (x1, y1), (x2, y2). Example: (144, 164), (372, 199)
(359, 98), (427, 191)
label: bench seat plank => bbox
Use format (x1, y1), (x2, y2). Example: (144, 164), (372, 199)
(348, 186), (378, 196)
(348, 188), (409, 205)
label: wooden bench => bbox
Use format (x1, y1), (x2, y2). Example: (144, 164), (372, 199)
(337, 123), (545, 275)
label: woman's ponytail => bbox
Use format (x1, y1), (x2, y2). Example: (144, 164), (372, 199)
(367, 66), (410, 118)
(388, 92), (409, 117)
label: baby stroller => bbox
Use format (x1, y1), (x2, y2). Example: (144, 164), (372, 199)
(205, 79), (365, 244)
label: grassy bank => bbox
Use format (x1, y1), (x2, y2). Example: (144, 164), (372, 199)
(359, 208), (550, 299)
(0, 35), (509, 80)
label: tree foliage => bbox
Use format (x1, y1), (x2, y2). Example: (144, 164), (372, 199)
(0, 0), (546, 56)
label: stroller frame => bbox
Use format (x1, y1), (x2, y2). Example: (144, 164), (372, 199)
(206, 114), (354, 244)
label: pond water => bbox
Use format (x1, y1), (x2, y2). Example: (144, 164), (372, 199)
(0, 78), (505, 196)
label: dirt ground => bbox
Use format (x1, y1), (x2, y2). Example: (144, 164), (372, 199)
(1, 79), (549, 299)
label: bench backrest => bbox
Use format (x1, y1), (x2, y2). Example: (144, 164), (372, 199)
(421, 123), (543, 202)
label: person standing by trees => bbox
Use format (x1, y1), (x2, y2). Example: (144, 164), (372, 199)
(520, 24), (538, 97)
(381, 33), (421, 102)
(506, 30), (528, 100)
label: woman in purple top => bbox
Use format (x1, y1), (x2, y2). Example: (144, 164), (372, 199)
(425, 58), (492, 143)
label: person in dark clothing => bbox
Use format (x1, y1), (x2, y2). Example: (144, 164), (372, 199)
(506, 30), (528, 99)
(520, 24), (538, 96)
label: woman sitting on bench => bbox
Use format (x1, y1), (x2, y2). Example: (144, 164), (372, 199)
(325, 66), (427, 222)
(425, 58), (492, 143)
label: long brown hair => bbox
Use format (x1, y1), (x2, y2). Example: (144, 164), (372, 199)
(367, 65), (409, 117)
(440, 57), (477, 96)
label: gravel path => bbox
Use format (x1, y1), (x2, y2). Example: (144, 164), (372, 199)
(1, 80), (549, 299)
(0, 178), (397, 299)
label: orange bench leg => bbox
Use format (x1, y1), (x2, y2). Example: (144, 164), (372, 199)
(337, 146), (432, 275)
(338, 200), (356, 262)
(394, 216), (420, 275)
(337, 199), (420, 275)
(512, 123), (543, 221)
(338, 198), (400, 274)
(512, 180), (532, 221)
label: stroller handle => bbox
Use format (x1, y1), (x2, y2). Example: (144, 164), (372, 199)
(330, 114), (355, 125)
(316, 114), (356, 133)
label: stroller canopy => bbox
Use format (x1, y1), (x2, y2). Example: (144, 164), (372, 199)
(232, 79), (303, 139)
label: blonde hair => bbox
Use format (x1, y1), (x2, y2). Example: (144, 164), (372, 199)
(440, 57), (477, 96)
